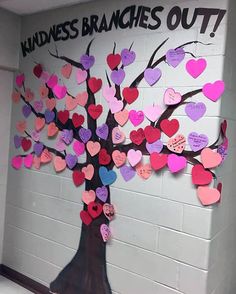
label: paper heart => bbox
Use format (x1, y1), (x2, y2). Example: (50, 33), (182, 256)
(191, 164), (213, 185)
(88, 77), (102, 93)
(218, 144), (228, 163)
(80, 210), (92, 226)
(167, 134), (186, 154)
(24, 154), (34, 169)
(114, 109), (129, 126)
(11, 156), (22, 170)
(66, 95), (77, 111)
(186, 58), (207, 78)
(121, 48), (136, 66)
(144, 105), (162, 122)
(130, 128), (145, 145)
(31, 130), (40, 142)
(120, 165), (136, 181)
(40, 71), (50, 83)
(65, 154), (77, 169)
(185, 102), (206, 122)
(45, 109), (55, 124)
(39, 85), (49, 99)
(203, 80), (225, 102)
(47, 74), (58, 88)
(112, 127), (125, 144)
(79, 128), (92, 143)
(96, 124), (109, 140)
(76, 91), (88, 107)
(82, 164), (94, 180)
(96, 186), (108, 202)
(136, 163), (152, 180)
(188, 132), (208, 152)
(129, 110), (144, 126)
(146, 139), (163, 154)
(72, 170), (85, 187)
(53, 84), (67, 100)
(55, 138), (66, 152)
(150, 153), (168, 171)
(14, 135), (22, 149)
(221, 120), (227, 135)
(16, 73), (25, 87)
(201, 148), (222, 168)
(144, 68), (162, 86)
(33, 64), (43, 78)
(40, 149), (52, 163)
(217, 182), (223, 194)
(144, 126), (161, 144)
(167, 154), (187, 173)
(16, 120), (27, 134)
(12, 91), (21, 103)
(88, 201), (103, 219)
(21, 138), (32, 152)
(34, 100), (43, 112)
(166, 48), (185, 68)
(76, 68), (88, 84)
(109, 97), (123, 114)
(164, 88), (182, 105)
(53, 156), (66, 172)
(33, 156), (41, 169)
(103, 203), (115, 221)
(33, 142), (44, 156)
(160, 119), (179, 137)
(197, 186), (221, 206)
(99, 149), (111, 165)
(47, 122), (58, 137)
(80, 54), (95, 70)
(112, 150), (126, 167)
(102, 85), (116, 102)
(107, 53), (121, 70)
(122, 87), (139, 104)
(127, 149), (142, 167)
(22, 105), (32, 118)
(45, 98), (56, 111)
(100, 224), (111, 242)
(58, 110), (69, 125)
(99, 167), (117, 186)
(35, 117), (45, 132)
(61, 129), (73, 145)
(73, 141), (85, 156)
(72, 113), (84, 128)
(111, 68), (125, 85)
(88, 104), (103, 119)
(86, 141), (101, 156)
(82, 190), (96, 205)
(25, 88), (34, 102)
(61, 63), (72, 79)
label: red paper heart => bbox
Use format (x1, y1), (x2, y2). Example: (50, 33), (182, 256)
(88, 104), (103, 120)
(191, 164), (213, 185)
(221, 120), (227, 135)
(72, 170), (85, 187)
(58, 110), (69, 125)
(80, 210), (92, 226)
(144, 126), (161, 143)
(72, 113), (85, 128)
(217, 182), (223, 193)
(88, 77), (102, 93)
(99, 149), (111, 165)
(160, 119), (179, 137)
(150, 153), (168, 171)
(130, 128), (145, 145)
(21, 138), (32, 152)
(122, 87), (139, 104)
(88, 201), (103, 219)
(107, 54), (121, 70)
(33, 64), (43, 78)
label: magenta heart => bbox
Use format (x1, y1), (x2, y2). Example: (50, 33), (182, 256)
(167, 154), (187, 173)
(24, 154), (34, 169)
(202, 80), (225, 102)
(22, 105), (32, 118)
(11, 156), (22, 170)
(146, 139), (163, 154)
(33, 100), (43, 112)
(65, 153), (77, 169)
(96, 124), (109, 140)
(144, 68), (162, 86)
(129, 110), (144, 127)
(109, 97), (123, 114)
(96, 186), (108, 202)
(121, 49), (136, 66)
(186, 58), (207, 79)
(16, 74), (25, 87)
(73, 140), (85, 156)
(120, 165), (136, 182)
(79, 128), (92, 143)
(166, 48), (185, 68)
(188, 132), (208, 152)
(185, 102), (206, 121)
(80, 54), (95, 70)
(47, 74), (58, 88)
(110, 69), (125, 85)
(53, 84), (67, 99)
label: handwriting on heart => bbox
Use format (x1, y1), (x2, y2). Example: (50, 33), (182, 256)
(188, 132), (208, 152)
(164, 88), (182, 105)
(167, 134), (186, 154)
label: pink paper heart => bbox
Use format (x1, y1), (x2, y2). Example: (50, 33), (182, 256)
(129, 110), (144, 126)
(102, 85), (116, 101)
(24, 154), (34, 169)
(112, 127), (125, 144)
(127, 149), (142, 167)
(201, 148), (222, 168)
(197, 186), (221, 206)
(82, 190), (96, 204)
(109, 97), (123, 114)
(164, 88), (182, 105)
(144, 105), (162, 122)
(11, 156), (22, 170)
(86, 141), (101, 157)
(167, 134), (186, 154)
(82, 164), (94, 180)
(76, 68), (88, 84)
(53, 84), (67, 99)
(41, 71), (50, 83)
(47, 74), (58, 88)
(16, 74), (25, 88)
(76, 91), (88, 107)
(186, 58), (207, 79)
(114, 109), (129, 126)
(73, 141), (85, 156)
(167, 154), (187, 173)
(202, 80), (225, 102)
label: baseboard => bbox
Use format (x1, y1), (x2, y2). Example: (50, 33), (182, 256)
(0, 264), (50, 293)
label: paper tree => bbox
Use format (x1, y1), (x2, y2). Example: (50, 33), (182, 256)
(11, 38), (227, 294)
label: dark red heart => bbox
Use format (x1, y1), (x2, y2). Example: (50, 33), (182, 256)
(88, 104), (103, 120)
(144, 126), (161, 143)
(88, 201), (103, 219)
(122, 87), (139, 104)
(88, 77), (102, 93)
(80, 210), (92, 226)
(72, 113), (85, 128)
(33, 64), (43, 78)
(192, 164), (213, 185)
(107, 54), (121, 70)
(99, 148), (111, 165)
(72, 170), (85, 187)
(221, 120), (227, 135)
(150, 153), (168, 171)
(160, 119), (179, 137)
(21, 138), (32, 152)
(130, 128), (145, 145)
(58, 110), (69, 125)
(217, 182), (223, 193)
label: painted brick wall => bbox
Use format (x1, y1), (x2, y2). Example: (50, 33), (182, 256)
(2, 0), (231, 293)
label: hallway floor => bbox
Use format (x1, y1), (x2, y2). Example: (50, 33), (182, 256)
(0, 276), (32, 293)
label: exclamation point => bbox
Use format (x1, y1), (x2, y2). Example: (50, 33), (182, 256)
(210, 10), (227, 37)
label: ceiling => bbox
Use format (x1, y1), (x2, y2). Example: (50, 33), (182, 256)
(0, 0), (93, 15)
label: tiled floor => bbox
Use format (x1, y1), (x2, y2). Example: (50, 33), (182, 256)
(0, 276), (33, 293)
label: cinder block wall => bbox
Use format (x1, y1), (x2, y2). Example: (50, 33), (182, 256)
(2, 0), (233, 293)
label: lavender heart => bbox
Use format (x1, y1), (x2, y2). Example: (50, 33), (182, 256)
(79, 128), (92, 143)
(144, 68), (162, 86)
(33, 142), (44, 156)
(65, 154), (77, 169)
(217, 145), (228, 162)
(34, 100), (43, 112)
(80, 54), (95, 70)
(111, 69), (125, 86)
(166, 48), (185, 68)
(120, 165), (136, 182)
(61, 129), (73, 145)
(22, 105), (32, 118)
(188, 132), (208, 152)
(45, 109), (55, 123)
(14, 135), (22, 149)
(146, 139), (163, 154)
(96, 186), (108, 202)
(185, 102), (206, 122)
(96, 124), (109, 140)
(121, 49), (136, 66)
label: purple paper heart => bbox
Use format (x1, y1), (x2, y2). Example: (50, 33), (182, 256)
(96, 186), (108, 202)
(34, 100), (43, 112)
(14, 135), (22, 149)
(144, 68), (162, 86)
(79, 128), (92, 143)
(96, 124), (109, 140)
(80, 54), (95, 70)
(22, 105), (32, 118)
(65, 154), (77, 169)
(120, 165), (136, 182)
(111, 69), (125, 86)
(188, 132), (208, 152)
(218, 145), (228, 162)
(61, 129), (73, 145)
(146, 139), (163, 154)
(121, 49), (136, 66)
(166, 48), (185, 68)
(185, 102), (206, 122)
(45, 109), (55, 124)
(33, 142), (44, 156)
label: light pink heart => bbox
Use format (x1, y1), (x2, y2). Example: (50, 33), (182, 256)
(76, 69), (88, 84)
(164, 88), (182, 105)
(102, 86), (116, 101)
(109, 97), (123, 114)
(197, 186), (221, 206)
(144, 105), (162, 122)
(127, 149), (142, 167)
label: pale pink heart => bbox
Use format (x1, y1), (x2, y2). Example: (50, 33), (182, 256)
(167, 134), (186, 154)
(11, 156), (22, 169)
(40, 71), (50, 83)
(114, 109), (129, 126)
(109, 97), (124, 114)
(53, 84), (67, 99)
(144, 105), (162, 122)
(53, 156), (66, 172)
(82, 164), (94, 180)
(129, 110), (144, 126)
(31, 130), (41, 142)
(167, 154), (187, 173)
(127, 149), (142, 167)
(186, 58), (207, 79)
(136, 163), (152, 179)
(76, 68), (88, 84)
(39, 85), (49, 99)
(200, 148), (222, 169)
(55, 139), (66, 152)
(86, 141), (101, 156)
(164, 88), (182, 105)
(76, 91), (88, 107)
(112, 127), (125, 144)
(24, 154), (34, 169)
(102, 85), (116, 101)
(197, 186), (221, 206)
(47, 74), (58, 88)
(35, 117), (45, 132)
(61, 63), (72, 79)
(82, 190), (96, 204)
(73, 141), (85, 156)
(66, 95), (77, 111)
(202, 80), (225, 102)
(112, 150), (126, 167)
